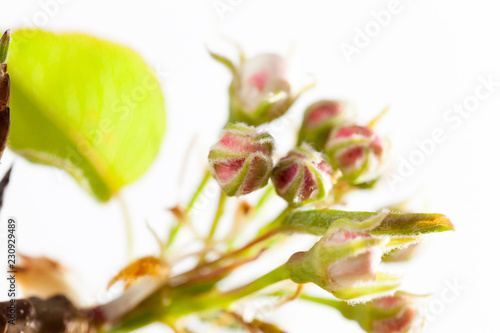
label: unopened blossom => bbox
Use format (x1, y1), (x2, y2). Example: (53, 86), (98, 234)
(317, 291), (423, 333)
(369, 292), (422, 333)
(324, 229), (383, 288)
(208, 123), (275, 196)
(211, 51), (302, 126)
(298, 100), (352, 150)
(285, 210), (401, 301)
(325, 125), (386, 185)
(271, 144), (333, 206)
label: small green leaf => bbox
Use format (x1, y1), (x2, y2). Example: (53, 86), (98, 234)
(278, 209), (454, 237)
(0, 30), (11, 64)
(8, 30), (166, 201)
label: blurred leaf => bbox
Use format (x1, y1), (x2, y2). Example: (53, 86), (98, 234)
(7, 30), (166, 201)
(278, 209), (454, 237)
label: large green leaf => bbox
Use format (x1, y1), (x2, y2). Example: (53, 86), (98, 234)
(7, 30), (166, 201)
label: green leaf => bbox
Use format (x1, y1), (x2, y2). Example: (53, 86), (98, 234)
(277, 209), (454, 237)
(0, 30), (11, 64)
(7, 30), (166, 201)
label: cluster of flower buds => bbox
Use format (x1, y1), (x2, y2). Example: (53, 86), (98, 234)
(285, 210), (401, 301)
(297, 99), (387, 187)
(208, 123), (275, 196)
(325, 125), (386, 185)
(211, 51), (303, 126)
(298, 100), (351, 151)
(271, 143), (333, 206)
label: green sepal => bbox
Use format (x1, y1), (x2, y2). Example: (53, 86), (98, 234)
(383, 237), (420, 253)
(333, 272), (401, 302)
(229, 86), (291, 126)
(208, 50), (236, 74)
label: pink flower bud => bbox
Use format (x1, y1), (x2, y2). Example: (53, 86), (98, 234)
(230, 54), (294, 125)
(325, 125), (386, 185)
(298, 100), (352, 150)
(271, 144), (332, 205)
(326, 291), (422, 333)
(371, 293), (421, 333)
(286, 210), (402, 302)
(208, 123), (275, 196)
(324, 229), (382, 288)
(372, 307), (418, 333)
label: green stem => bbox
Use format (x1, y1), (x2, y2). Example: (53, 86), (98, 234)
(117, 193), (134, 261)
(208, 191), (227, 241)
(299, 294), (343, 309)
(198, 191), (227, 263)
(253, 185), (274, 217)
(257, 206), (293, 236)
(227, 185), (275, 250)
(299, 294), (356, 321)
(164, 170), (211, 252)
(186, 170), (211, 213)
(168, 264), (290, 317)
(178, 227), (282, 283)
(101, 264), (290, 332)
(163, 224), (180, 253)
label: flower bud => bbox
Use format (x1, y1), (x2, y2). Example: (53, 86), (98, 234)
(322, 229), (385, 289)
(211, 51), (301, 126)
(208, 123), (275, 196)
(286, 210), (401, 301)
(298, 100), (352, 150)
(315, 291), (422, 333)
(271, 144), (332, 206)
(370, 293), (422, 333)
(325, 125), (386, 185)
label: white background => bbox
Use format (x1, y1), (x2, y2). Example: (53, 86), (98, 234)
(0, 0), (499, 332)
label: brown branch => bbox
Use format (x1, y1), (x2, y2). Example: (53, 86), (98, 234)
(0, 295), (97, 333)
(0, 166), (12, 211)
(0, 33), (10, 160)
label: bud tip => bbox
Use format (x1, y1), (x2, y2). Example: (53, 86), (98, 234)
(0, 30), (12, 64)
